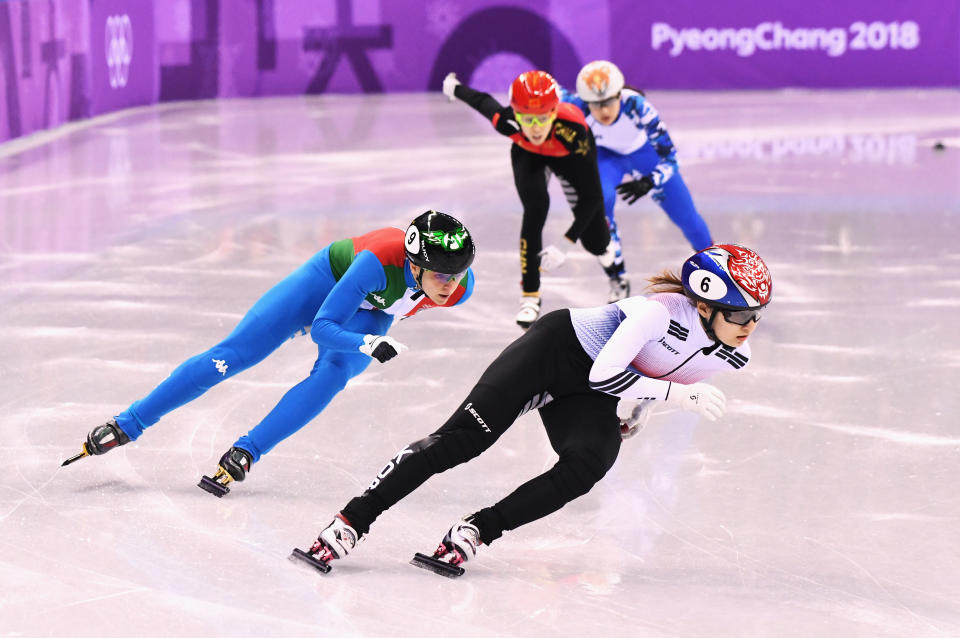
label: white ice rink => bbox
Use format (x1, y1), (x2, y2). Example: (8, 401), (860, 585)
(2, 89), (959, 637)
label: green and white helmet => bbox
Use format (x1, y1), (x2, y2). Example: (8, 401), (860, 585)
(404, 211), (475, 274)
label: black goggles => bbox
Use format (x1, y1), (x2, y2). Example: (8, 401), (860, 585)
(720, 307), (763, 325)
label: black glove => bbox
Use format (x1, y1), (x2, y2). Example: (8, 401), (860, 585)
(615, 176), (655, 204)
(359, 334), (408, 363)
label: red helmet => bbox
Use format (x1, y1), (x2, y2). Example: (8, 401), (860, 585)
(509, 71), (559, 115)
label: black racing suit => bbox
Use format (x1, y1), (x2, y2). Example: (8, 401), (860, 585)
(453, 84), (614, 294)
(340, 309), (622, 545)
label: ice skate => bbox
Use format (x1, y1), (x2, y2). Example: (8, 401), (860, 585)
(516, 296), (541, 330)
(410, 517), (482, 578)
(607, 276), (630, 303)
(61, 419), (131, 467)
(198, 446), (253, 497)
(289, 514), (360, 574)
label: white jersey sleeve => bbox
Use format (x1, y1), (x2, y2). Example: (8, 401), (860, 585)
(570, 292), (752, 403)
(586, 297), (674, 401)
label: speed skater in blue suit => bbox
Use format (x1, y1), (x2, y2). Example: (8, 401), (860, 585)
(561, 60), (713, 302)
(62, 211), (477, 497)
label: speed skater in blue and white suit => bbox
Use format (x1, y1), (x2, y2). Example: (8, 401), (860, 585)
(561, 60), (713, 301)
(62, 211), (476, 497)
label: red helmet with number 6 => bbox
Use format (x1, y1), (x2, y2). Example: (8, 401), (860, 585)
(681, 244), (772, 310)
(509, 71), (560, 115)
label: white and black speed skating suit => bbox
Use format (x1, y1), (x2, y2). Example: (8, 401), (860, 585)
(338, 293), (750, 545)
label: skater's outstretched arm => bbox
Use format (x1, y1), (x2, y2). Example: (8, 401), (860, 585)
(446, 75), (530, 140)
(447, 76), (504, 122)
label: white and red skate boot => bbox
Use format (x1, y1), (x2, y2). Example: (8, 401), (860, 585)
(411, 517), (482, 578)
(289, 514), (360, 574)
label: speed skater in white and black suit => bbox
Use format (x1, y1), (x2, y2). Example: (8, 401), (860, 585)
(290, 244), (772, 577)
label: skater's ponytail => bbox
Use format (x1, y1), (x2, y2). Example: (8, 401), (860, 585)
(645, 270), (685, 296)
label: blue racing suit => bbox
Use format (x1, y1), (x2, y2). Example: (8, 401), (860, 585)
(114, 227), (474, 462)
(561, 88), (713, 273)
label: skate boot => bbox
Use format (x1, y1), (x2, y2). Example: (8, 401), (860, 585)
(607, 276), (630, 303)
(61, 419), (131, 467)
(411, 517), (482, 578)
(516, 295), (541, 330)
(289, 514), (360, 574)
(198, 446), (253, 498)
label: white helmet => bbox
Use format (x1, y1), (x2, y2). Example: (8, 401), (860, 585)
(576, 60), (625, 102)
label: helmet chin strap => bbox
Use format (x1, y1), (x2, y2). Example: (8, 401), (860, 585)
(700, 308), (721, 343)
(413, 264), (425, 290)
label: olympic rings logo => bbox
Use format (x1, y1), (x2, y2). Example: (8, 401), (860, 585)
(105, 15), (133, 88)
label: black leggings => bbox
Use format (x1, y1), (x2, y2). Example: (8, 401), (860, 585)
(340, 310), (622, 545)
(512, 145), (611, 294)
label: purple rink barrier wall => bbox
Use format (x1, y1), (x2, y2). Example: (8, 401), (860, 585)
(616, 0), (960, 89)
(0, 0), (958, 144)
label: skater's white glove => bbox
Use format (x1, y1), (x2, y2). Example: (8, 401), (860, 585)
(618, 399), (653, 439)
(538, 245), (567, 272)
(359, 335), (408, 363)
(664, 382), (726, 422)
(442, 72), (460, 101)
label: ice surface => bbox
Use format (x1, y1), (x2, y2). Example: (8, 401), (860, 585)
(1, 90), (959, 637)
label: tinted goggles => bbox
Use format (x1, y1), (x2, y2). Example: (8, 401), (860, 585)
(587, 94), (620, 109)
(720, 308), (763, 325)
(514, 111), (557, 126)
(429, 270), (466, 284)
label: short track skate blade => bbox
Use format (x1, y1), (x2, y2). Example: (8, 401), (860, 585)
(61, 451), (87, 467)
(197, 475), (229, 498)
(289, 548), (332, 574)
(410, 552), (464, 578)
(61, 444), (91, 467)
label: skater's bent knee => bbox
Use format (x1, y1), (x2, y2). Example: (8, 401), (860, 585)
(411, 431), (487, 472)
(408, 434), (440, 453)
(553, 450), (614, 499)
